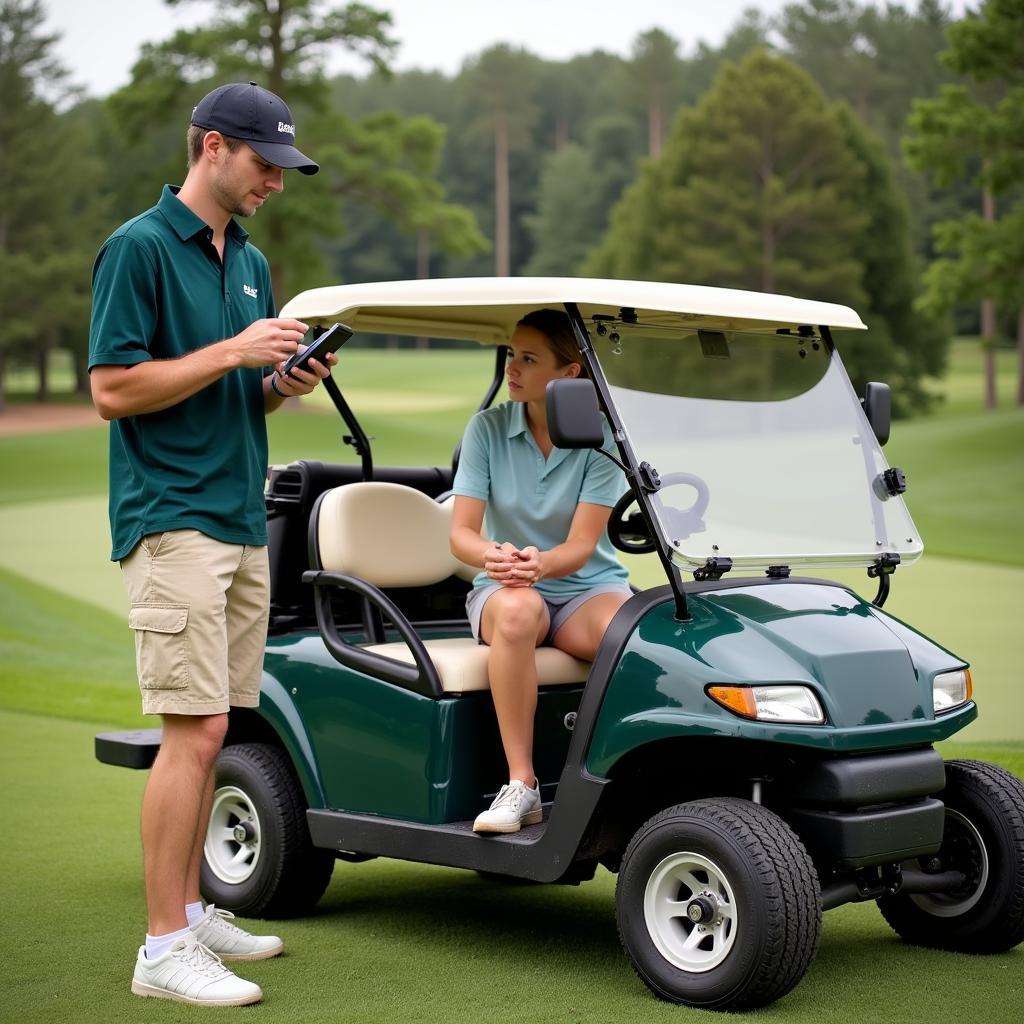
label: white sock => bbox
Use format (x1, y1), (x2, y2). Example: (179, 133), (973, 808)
(185, 901), (206, 928)
(145, 924), (192, 960)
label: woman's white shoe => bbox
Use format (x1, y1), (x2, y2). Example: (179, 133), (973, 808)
(473, 779), (542, 834)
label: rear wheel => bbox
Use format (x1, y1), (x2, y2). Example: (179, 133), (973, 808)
(878, 760), (1024, 953)
(615, 799), (821, 1011)
(200, 742), (335, 918)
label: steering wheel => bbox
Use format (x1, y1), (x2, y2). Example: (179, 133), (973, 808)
(608, 472), (711, 555)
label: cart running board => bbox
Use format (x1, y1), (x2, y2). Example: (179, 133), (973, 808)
(307, 777), (605, 883)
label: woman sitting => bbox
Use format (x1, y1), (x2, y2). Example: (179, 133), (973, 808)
(450, 308), (631, 834)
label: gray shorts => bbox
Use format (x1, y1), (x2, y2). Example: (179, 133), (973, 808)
(466, 583), (633, 645)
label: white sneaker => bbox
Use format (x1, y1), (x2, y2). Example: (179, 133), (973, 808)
(473, 779), (543, 834)
(131, 936), (262, 1006)
(191, 905), (284, 961)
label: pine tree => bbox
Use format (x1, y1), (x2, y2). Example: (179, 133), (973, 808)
(0, 0), (108, 406)
(905, 0), (1024, 407)
(106, 0), (484, 301)
(586, 50), (938, 409)
(524, 115), (642, 277)
(458, 45), (540, 277)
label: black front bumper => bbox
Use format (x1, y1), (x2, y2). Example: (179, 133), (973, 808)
(783, 748), (947, 869)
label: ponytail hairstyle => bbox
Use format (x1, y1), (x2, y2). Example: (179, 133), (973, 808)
(515, 309), (589, 379)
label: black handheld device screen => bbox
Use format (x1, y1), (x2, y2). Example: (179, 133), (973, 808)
(281, 322), (353, 377)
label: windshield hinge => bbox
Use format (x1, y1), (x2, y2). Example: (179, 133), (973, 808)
(766, 565), (791, 579)
(867, 552), (900, 607)
(694, 557), (733, 582)
(636, 461), (661, 493)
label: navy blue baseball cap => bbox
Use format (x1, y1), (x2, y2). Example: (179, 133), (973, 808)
(191, 82), (319, 175)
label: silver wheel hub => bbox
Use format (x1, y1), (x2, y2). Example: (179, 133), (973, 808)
(644, 852), (738, 972)
(205, 785), (262, 885)
(911, 808), (989, 917)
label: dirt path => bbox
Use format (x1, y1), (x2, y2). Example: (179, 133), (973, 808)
(0, 402), (103, 436)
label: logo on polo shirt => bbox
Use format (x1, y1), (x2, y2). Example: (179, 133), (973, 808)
(277, 121), (295, 136)
(243, 284), (259, 299)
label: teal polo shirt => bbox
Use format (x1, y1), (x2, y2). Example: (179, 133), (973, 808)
(89, 185), (276, 561)
(452, 401), (629, 597)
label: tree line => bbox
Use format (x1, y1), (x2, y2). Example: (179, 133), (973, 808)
(1, 0), (1021, 413)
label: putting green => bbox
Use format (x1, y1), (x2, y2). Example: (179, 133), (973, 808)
(0, 494), (125, 617)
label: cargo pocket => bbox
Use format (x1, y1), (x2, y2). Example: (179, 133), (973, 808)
(129, 604), (190, 690)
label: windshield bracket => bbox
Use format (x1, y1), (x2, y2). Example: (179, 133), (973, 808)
(693, 557), (733, 582)
(867, 553), (901, 608)
(637, 461), (661, 493)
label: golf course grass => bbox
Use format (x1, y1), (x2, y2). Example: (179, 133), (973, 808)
(1, 706), (1021, 1024)
(0, 338), (1021, 1021)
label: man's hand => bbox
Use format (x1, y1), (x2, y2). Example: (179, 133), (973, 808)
(269, 348), (337, 399)
(230, 318), (309, 368)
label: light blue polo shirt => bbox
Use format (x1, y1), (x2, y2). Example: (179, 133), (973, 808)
(452, 401), (629, 597)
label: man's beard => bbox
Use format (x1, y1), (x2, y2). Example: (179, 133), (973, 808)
(211, 171), (258, 218)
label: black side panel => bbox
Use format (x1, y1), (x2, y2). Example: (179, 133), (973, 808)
(95, 729), (162, 769)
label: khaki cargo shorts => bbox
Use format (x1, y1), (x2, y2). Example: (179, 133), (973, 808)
(120, 529), (270, 716)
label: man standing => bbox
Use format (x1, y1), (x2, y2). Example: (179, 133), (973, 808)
(89, 82), (331, 1007)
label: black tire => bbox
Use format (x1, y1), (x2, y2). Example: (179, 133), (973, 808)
(878, 760), (1024, 953)
(616, 799), (821, 1011)
(200, 742), (335, 919)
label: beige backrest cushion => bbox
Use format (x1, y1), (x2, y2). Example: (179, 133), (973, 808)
(438, 493), (484, 582)
(318, 482), (477, 587)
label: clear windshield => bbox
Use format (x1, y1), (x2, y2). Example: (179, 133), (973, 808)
(593, 326), (922, 572)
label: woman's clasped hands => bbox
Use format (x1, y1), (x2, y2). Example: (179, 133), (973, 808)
(484, 542), (542, 587)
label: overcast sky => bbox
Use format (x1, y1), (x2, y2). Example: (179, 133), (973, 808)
(42, 0), (970, 99)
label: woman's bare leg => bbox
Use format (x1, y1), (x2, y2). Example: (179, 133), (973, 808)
(480, 587), (550, 783)
(551, 592), (630, 662)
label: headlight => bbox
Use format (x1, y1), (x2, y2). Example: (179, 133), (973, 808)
(707, 684), (826, 724)
(933, 669), (972, 714)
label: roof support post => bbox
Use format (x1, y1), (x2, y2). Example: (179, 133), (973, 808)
(563, 302), (690, 621)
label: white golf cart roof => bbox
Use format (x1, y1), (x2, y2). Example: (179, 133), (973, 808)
(279, 277), (867, 343)
(282, 276), (918, 574)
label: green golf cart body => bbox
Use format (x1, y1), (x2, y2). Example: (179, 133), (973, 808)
(96, 277), (1024, 1011)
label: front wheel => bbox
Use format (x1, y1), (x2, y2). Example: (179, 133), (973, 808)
(878, 760), (1024, 953)
(200, 742), (335, 918)
(615, 799), (821, 1011)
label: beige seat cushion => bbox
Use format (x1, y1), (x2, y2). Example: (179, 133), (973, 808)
(363, 637), (591, 695)
(318, 482), (588, 695)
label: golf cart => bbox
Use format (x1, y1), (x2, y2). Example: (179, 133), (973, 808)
(96, 278), (1024, 1011)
